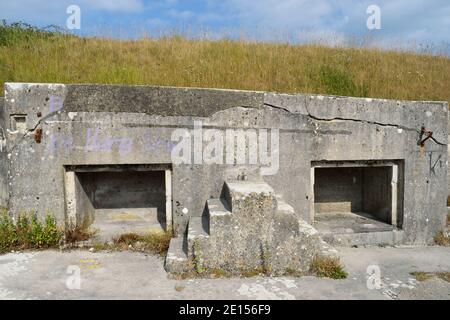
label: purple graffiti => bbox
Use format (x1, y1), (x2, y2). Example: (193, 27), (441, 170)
(142, 129), (177, 152)
(45, 127), (174, 157)
(84, 128), (133, 156)
(48, 95), (63, 113)
(47, 133), (73, 155)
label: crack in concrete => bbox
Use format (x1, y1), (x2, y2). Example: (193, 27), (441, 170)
(8, 110), (61, 153)
(263, 102), (447, 146)
(264, 102), (417, 131)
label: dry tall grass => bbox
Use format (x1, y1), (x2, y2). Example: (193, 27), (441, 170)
(0, 23), (449, 103)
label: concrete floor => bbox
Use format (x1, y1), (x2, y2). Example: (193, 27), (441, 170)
(91, 208), (165, 242)
(315, 212), (394, 234)
(0, 246), (449, 300)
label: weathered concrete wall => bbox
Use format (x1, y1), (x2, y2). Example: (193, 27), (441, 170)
(2, 83), (448, 244)
(448, 114), (450, 201)
(0, 97), (7, 208)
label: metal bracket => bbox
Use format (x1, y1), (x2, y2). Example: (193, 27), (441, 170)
(418, 126), (433, 147)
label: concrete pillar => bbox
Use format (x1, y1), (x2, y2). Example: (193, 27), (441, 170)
(165, 169), (172, 232)
(64, 171), (77, 228)
(391, 164), (398, 228)
(309, 167), (315, 224)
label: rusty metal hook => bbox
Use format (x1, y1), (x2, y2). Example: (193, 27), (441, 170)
(418, 126), (433, 147)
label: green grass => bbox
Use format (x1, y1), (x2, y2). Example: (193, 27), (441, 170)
(310, 255), (348, 279)
(0, 21), (449, 104)
(0, 208), (63, 253)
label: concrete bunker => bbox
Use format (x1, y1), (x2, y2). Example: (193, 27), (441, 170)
(1, 83), (448, 273)
(311, 161), (404, 236)
(64, 164), (172, 240)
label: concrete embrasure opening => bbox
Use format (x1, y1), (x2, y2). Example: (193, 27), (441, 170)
(10, 114), (27, 133)
(311, 161), (403, 235)
(64, 164), (172, 240)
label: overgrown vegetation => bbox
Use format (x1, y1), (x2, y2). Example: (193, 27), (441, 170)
(434, 231), (450, 246)
(0, 21), (449, 104)
(310, 255), (348, 279)
(0, 209), (63, 253)
(65, 225), (96, 244)
(410, 271), (450, 283)
(0, 21), (69, 46)
(93, 229), (172, 256)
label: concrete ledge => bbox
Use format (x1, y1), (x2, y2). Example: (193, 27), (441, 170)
(322, 230), (405, 247)
(165, 237), (189, 274)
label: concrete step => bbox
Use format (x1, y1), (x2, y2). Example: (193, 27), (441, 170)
(187, 216), (209, 259)
(321, 230), (404, 247)
(223, 180), (276, 212)
(206, 198), (232, 235)
(164, 236), (189, 274)
(277, 200), (295, 215)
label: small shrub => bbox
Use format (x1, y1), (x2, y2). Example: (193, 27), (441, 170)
(114, 233), (141, 246)
(310, 255), (348, 279)
(140, 229), (172, 256)
(0, 210), (62, 253)
(65, 226), (94, 243)
(29, 215), (44, 246)
(0, 210), (18, 253)
(42, 214), (62, 246)
(435, 231), (450, 246)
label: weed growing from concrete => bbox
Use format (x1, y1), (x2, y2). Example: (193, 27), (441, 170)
(410, 271), (434, 281)
(310, 255), (348, 279)
(65, 226), (96, 244)
(410, 271), (450, 283)
(434, 231), (450, 246)
(0, 209), (63, 253)
(109, 229), (172, 256)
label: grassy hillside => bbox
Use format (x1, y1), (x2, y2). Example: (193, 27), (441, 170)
(0, 22), (449, 104)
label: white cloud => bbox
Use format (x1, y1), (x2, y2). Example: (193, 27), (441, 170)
(89, 0), (144, 12)
(206, 0), (450, 48)
(0, 0), (145, 25)
(0, 0), (449, 50)
(167, 9), (195, 19)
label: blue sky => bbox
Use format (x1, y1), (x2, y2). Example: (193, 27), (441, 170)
(1, 0), (449, 52)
